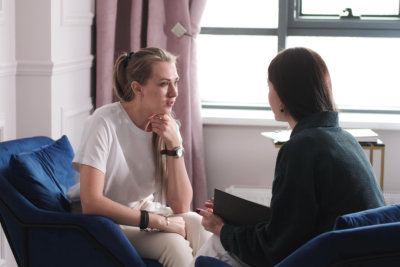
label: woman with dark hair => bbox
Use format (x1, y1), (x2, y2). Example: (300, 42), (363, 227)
(67, 47), (211, 266)
(194, 47), (385, 267)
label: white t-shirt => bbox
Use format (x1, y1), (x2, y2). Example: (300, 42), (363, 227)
(67, 102), (161, 209)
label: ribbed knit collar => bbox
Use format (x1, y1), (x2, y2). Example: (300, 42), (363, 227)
(290, 111), (339, 138)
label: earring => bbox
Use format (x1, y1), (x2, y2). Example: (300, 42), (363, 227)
(280, 108), (284, 113)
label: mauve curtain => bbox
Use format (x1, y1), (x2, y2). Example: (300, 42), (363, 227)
(96, 0), (208, 208)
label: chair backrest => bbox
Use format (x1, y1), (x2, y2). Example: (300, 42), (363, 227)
(0, 136), (55, 266)
(0, 136), (54, 171)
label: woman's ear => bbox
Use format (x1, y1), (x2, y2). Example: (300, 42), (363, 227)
(131, 81), (142, 96)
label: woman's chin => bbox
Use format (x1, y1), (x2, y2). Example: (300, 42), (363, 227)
(163, 107), (173, 114)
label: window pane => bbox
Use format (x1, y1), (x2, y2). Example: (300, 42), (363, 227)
(201, 0), (278, 28)
(301, 0), (400, 16)
(287, 36), (400, 111)
(198, 35), (277, 106)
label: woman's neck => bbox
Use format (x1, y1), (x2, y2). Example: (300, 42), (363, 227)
(287, 115), (297, 129)
(121, 101), (149, 131)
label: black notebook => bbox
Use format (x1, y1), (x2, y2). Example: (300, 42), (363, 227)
(213, 188), (271, 226)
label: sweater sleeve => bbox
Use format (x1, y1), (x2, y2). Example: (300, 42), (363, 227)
(220, 139), (319, 266)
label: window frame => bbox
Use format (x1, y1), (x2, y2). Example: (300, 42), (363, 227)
(199, 0), (400, 113)
(288, 0), (400, 38)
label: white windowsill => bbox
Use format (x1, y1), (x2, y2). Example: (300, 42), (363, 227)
(202, 108), (400, 131)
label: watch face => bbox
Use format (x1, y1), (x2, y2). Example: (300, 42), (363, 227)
(176, 147), (184, 157)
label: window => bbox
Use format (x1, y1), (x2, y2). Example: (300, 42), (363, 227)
(198, 0), (278, 108)
(198, 0), (400, 112)
(300, 0), (399, 17)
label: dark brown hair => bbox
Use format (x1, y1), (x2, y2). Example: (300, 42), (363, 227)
(268, 47), (336, 122)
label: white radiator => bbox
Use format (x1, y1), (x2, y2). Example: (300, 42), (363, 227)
(226, 185), (400, 206)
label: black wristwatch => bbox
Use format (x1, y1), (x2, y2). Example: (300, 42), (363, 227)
(161, 146), (184, 158)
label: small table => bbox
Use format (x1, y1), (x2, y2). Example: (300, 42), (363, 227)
(359, 140), (385, 190)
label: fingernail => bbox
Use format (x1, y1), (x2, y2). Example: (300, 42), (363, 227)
(195, 208), (200, 213)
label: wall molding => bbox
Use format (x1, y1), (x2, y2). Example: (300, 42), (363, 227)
(61, 102), (93, 134)
(0, 62), (17, 77)
(61, 0), (94, 27)
(0, 0), (4, 25)
(0, 116), (4, 142)
(53, 56), (94, 75)
(17, 56), (94, 76)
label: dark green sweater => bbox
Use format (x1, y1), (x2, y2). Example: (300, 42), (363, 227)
(220, 111), (385, 267)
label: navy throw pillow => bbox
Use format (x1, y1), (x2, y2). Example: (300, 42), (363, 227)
(334, 204), (400, 230)
(8, 135), (76, 212)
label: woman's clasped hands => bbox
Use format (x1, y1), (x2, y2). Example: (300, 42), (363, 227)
(158, 215), (186, 238)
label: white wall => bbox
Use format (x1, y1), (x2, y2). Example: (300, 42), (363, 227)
(0, 0), (17, 265)
(204, 123), (400, 199)
(204, 125), (280, 197)
(0, 0), (94, 266)
(0, 0), (16, 142)
(375, 130), (400, 192)
(15, 0), (94, 148)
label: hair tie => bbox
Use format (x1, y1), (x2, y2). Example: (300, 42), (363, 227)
(123, 52), (134, 67)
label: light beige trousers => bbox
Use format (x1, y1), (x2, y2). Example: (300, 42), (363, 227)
(120, 212), (212, 267)
(190, 234), (249, 267)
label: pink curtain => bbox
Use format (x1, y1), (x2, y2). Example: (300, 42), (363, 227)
(96, 0), (208, 208)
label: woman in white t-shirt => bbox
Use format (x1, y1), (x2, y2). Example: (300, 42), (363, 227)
(67, 47), (211, 266)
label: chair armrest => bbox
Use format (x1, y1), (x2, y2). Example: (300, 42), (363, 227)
(1, 200), (146, 267)
(276, 222), (400, 267)
(37, 212), (145, 266)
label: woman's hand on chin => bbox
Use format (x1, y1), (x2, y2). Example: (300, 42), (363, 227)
(144, 114), (155, 132)
(147, 113), (180, 148)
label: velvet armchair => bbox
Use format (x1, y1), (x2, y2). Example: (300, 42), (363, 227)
(195, 204), (400, 267)
(0, 136), (161, 267)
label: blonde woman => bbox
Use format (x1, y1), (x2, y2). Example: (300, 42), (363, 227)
(67, 47), (211, 266)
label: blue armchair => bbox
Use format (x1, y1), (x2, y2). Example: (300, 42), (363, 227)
(195, 204), (400, 267)
(0, 136), (161, 267)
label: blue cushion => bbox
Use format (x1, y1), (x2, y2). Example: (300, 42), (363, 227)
(8, 135), (76, 212)
(334, 204), (400, 230)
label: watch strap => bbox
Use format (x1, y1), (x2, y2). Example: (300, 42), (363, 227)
(160, 149), (177, 156)
(160, 146), (184, 158)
